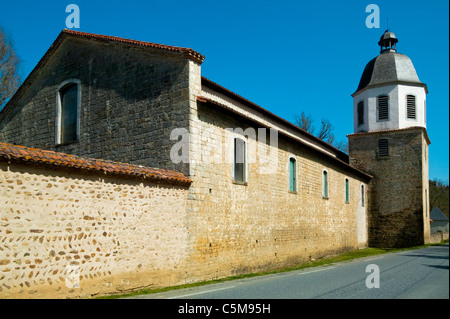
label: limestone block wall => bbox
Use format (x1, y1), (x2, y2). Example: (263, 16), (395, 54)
(0, 149), (191, 298)
(186, 101), (370, 281)
(348, 127), (430, 247)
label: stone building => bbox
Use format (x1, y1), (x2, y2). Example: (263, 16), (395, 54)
(0, 29), (430, 297)
(348, 30), (431, 247)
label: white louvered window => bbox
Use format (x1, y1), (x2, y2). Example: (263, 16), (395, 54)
(377, 95), (389, 121)
(406, 95), (416, 119)
(357, 101), (364, 126)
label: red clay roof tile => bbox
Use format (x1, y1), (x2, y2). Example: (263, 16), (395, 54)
(0, 142), (191, 186)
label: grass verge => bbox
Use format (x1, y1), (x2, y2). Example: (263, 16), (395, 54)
(96, 241), (447, 299)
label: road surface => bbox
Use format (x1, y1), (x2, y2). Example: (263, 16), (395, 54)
(128, 244), (449, 299)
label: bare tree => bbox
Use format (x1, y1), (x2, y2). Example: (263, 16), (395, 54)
(0, 27), (21, 110)
(317, 119), (334, 145)
(294, 111), (348, 153)
(294, 111), (315, 135)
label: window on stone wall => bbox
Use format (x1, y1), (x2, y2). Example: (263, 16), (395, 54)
(345, 178), (350, 203)
(378, 139), (389, 157)
(289, 157), (297, 192)
(233, 137), (247, 184)
(377, 95), (389, 121)
(57, 81), (80, 145)
(406, 95), (416, 119)
(357, 101), (364, 126)
(323, 170), (329, 199)
(361, 184), (365, 207)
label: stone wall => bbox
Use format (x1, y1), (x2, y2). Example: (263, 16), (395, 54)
(185, 100), (370, 282)
(0, 36), (191, 175)
(348, 127), (430, 247)
(0, 157), (190, 298)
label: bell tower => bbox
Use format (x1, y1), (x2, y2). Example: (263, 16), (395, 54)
(348, 30), (431, 248)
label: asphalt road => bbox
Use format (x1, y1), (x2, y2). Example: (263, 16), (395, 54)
(129, 244), (449, 299)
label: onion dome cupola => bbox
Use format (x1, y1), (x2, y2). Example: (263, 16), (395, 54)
(352, 30), (428, 133)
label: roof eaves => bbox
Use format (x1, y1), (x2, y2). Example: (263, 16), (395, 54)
(197, 96), (372, 182)
(201, 76), (349, 162)
(0, 142), (192, 186)
(347, 126), (431, 145)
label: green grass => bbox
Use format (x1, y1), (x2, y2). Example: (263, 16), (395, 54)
(95, 242), (447, 299)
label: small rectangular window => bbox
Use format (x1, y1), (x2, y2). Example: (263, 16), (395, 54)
(361, 184), (365, 207)
(323, 170), (329, 199)
(377, 95), (389, 121)
(406, 95), (416, 119)
(233, 138), (246, 183)
(345, 178), (350, 203)
(289, 157), (297, 192)
(378, 139), (389, 157)
(357, 101), (364, 126)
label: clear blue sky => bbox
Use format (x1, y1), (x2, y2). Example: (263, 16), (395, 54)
(1, 0), (448, 182)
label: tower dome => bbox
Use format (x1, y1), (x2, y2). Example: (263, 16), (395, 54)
(351, 30), (428, 133)
(354, 30), (427, 95)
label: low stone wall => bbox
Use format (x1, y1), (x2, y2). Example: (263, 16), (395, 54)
(430, 231), (449, 244)
(0, 143), (191, 298)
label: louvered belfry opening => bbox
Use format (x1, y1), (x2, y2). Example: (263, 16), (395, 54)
(377, 95), (389, 121)
(378, 139), (389, 157)
(357, 101), (364, 126)
(406, 95), (416, 119)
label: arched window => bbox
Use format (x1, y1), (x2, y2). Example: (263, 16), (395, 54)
(289, 157), (297, 192)
(322, 170), (329, 199)
(56, 80), (80, 145)
(377, 95), (389, 121)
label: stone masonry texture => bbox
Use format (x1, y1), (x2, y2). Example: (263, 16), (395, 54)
(0, 31), (376, 297)
(0, 160), (190, 298)
(0, 36), (191, 176)
(348, 127), (430, 247)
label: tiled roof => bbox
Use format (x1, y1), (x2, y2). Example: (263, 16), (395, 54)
(62, 29), (205, 64)
(0, 142), (191, 186)
(197, 96), (373, 182)
(200, 76), (350, 162)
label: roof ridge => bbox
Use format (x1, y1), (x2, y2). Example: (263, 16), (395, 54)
(61, 29), (205, 63)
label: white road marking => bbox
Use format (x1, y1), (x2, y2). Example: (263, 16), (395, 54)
(297, 267), (335, 276)
(168, 285), (236, 299)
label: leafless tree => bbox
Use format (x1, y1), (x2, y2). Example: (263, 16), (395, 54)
(294, 111), (315, 135)
(0, 27), (21, 110)
(317, 119), (334, 145)
(294, 111), (348, 152)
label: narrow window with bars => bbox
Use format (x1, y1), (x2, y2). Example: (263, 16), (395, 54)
(377, 95), (389, 121)
(357, 101), (364, 126)
(406, 95), (416, 119)
(378, 139), (389, 157)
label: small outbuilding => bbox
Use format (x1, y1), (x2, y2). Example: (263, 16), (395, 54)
(430, 207), (449, 243)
